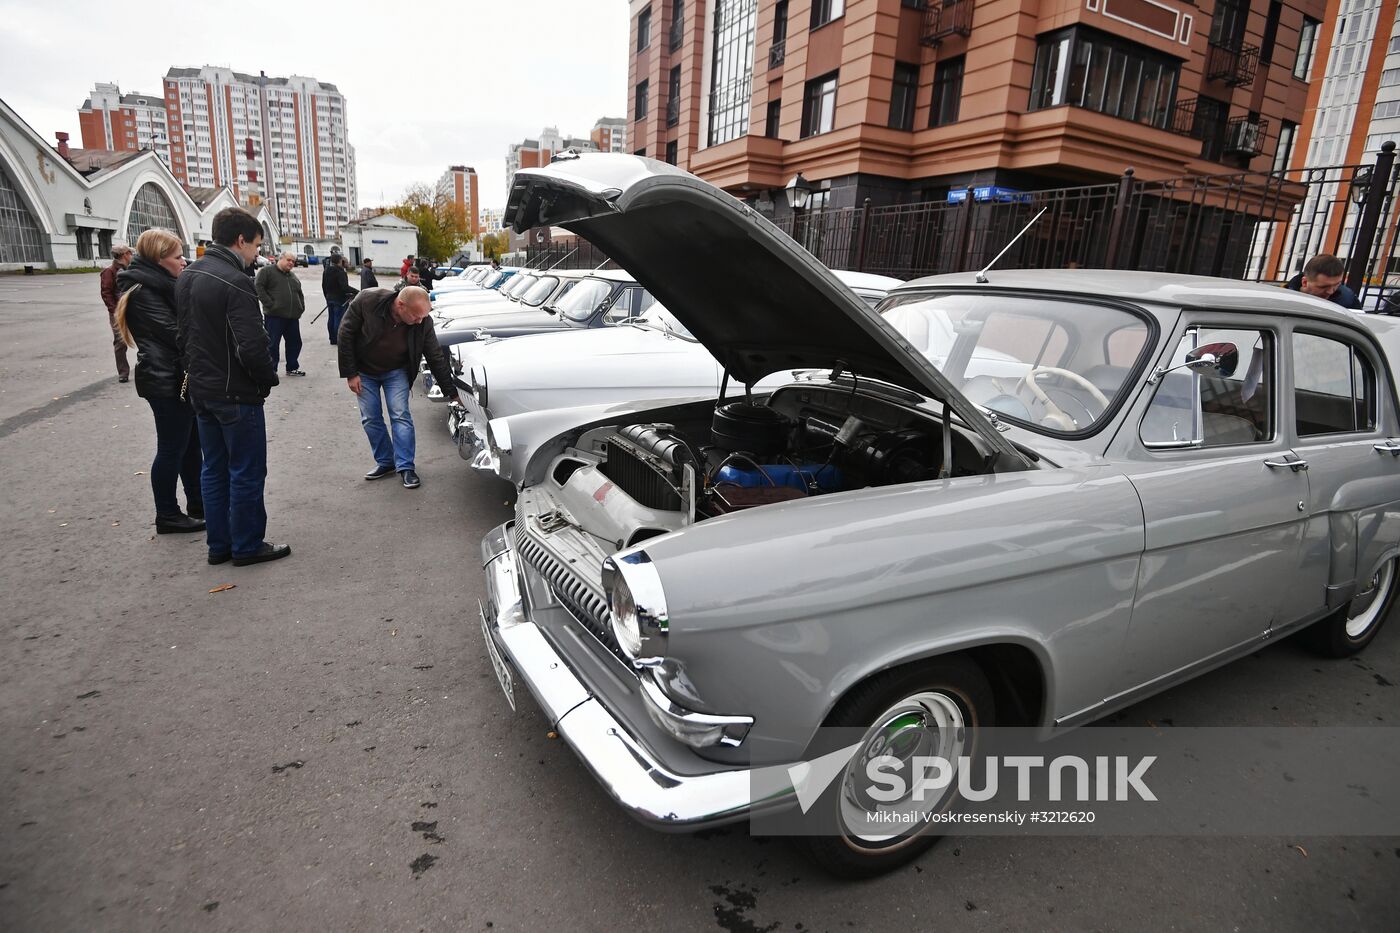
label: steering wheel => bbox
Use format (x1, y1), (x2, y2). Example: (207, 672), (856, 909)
(1017, 366), (1110, 430)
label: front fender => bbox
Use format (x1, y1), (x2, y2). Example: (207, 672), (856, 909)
(638, 465), (1145, 764)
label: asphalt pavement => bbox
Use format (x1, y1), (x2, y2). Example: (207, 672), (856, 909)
(1, 268), (1398, 932)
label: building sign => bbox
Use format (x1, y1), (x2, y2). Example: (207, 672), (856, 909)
(371, 238), (389, 244)
(947, 186), (1030, 204)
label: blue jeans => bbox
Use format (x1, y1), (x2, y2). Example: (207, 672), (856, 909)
(356, 369), (415, 472)
(328, 301), (346, 344)
(192, 399), (268, 559)
(266, 316), (302, 371)
(146, 396), (202, 517)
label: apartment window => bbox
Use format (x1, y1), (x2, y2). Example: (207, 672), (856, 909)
(635, 79), (650, 120)
(1209, 0), (1247, 50)
(1382, 68), (1400, 87)
(634, 147), (647, 157)
(1390, 35), (1400, 54)
(670, 0), (684, 49)
(930, 56), (964, 127)
(1295, 17), (1320, 80)
(801, 71), (839, 137)
(707, 0), (758, 146)
(1272, 120), (1297, 172)
(1259, 1), (1283, 64)
(665, 140), (678, 165)
(1028, 26), (1180, 131)
(765, 99), (782, 137)
(668, 65), (682, 126)
(810, 0), (844, 29)
(637, 5), (652, 51)
(889, 62), (919, 130)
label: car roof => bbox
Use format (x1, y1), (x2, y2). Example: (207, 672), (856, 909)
(831, 269), (904, 292)
(897, 270), (1362, 326)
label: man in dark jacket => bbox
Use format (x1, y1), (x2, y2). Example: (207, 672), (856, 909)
(338, 286), (460, 488)
(360, 258), (379, 290)
(100, 244), (133, 382)
(395, 266), (425, 293)
(321, 255), (358, 345)
(255, 251), (307, 377)
(176, 207), (290, 567)
(1285, 254), (1363, 310)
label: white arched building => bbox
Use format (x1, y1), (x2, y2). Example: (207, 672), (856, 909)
(1, 98), (280, 270)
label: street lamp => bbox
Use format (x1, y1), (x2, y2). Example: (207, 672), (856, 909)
(1350, 167), (1374, 207)
(784, 173), (813, 210)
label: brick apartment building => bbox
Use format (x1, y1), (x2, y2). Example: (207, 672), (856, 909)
(630, 0), (1328, 220)
(591, 116), (630, 152)
(78, 84), (171, 164)
(437, 165), (481, 239)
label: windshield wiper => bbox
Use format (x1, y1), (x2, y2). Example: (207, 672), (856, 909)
(620, 319), (697, 342)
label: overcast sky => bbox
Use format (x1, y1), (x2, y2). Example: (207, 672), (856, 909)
(0, 0), (629, 212)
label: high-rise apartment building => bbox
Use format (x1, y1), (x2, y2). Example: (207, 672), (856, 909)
(159, 67), (356, 238)
(591, 116), (629, 152)
(78, 84), (171, 163)
(437, 165), (481, 239)
(632, 0), (1326, 219)
(479, 207), (506, 234)
(506, 126), (599, 195)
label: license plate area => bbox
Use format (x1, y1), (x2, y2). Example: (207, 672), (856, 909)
(479, 601), (516, 711)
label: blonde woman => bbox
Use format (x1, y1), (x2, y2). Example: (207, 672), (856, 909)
(114, 229), (204, 534)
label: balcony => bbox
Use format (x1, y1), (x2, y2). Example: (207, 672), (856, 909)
(769, 40), (786, 69)
(1224, 115), (1269, 157)
(1205, 40), (1260, 88)
(920, 0), (973, 46)
(666, 97), (680, 127)
(669, 19), (682, 51)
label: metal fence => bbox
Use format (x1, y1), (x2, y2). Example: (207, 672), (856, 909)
(511, 142), (1400, 305)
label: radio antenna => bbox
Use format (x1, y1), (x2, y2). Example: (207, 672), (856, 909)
(976, 207), (1047, 284)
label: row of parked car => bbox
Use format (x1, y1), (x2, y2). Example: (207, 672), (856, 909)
(428, 153), (1400, 878)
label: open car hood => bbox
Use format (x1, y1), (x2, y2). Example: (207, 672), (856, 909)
(505, 153), (1027, 466)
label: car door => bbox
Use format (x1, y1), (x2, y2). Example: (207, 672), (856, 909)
(1110, 320), (1315, 698)
(1288, 324), (1400, 620)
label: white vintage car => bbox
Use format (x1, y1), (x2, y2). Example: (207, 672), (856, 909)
(448, 269), (901, 480)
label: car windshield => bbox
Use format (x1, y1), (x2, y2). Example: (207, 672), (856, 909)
(519, 275), (560, 307)
(880, 292), (1152, 435)
(480, 271), (506, 289)
(468, 267), (488, 281)
(557, 278), (616, 322)
(502, 274), (534, 298)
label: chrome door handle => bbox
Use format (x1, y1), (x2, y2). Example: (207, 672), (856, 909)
(1264, 458), (1308, 472)
(1375, 442), (1400, 456)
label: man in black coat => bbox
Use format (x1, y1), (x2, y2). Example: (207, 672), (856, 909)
(176, 207), (290, 567)
(360, 258), (379, 290)
(1285, 254), (1363, 310)
(337, 285), (460, 488)
(321, 255), (359, 345)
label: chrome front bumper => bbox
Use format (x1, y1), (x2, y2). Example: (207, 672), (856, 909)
(478, 522), (766, 830)
(451, 394), (493, 472)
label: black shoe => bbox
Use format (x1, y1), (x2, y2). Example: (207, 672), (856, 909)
(118, 375), (129, 383)
(208, 552), (232, 565)
(364, 464), (396, 480)
(231, 543), (292, 567)
(156, 513), (206, 534)
(287, 369), (306, 377)
(186, 502), (204, 520)
(401, 470), (421, 489)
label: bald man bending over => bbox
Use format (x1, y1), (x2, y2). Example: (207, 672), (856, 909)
(337, 285), (460, 489)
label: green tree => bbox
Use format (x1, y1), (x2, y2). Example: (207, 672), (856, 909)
(479, 231), (510, 261)
(386, 183), (470, 262)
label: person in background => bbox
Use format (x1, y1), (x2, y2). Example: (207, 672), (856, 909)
(113, 228), (204, 534)
(100, 244), (134, 382)
(395, 266), (424, 293)
(360, 257), (378, 290)
(337, 285), (460, 489)
(400, 255), (414, 278)
(1285, 254), (1363, 309)
(255, 251), (306, 377)
(321, 254), (359, 345)
(176, 206), (290, 568)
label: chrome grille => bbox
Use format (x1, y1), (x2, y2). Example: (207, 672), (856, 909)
(598, 439), (684, 512)
(514, 526), (629, 665)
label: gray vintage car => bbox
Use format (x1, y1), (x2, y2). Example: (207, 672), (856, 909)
(478, 153), (1400, 877)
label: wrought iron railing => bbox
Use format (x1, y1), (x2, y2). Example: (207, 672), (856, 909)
(769, 40), (786, 69)
(1206, 40), (1260, 88)
(920, 0), (973, 45)
(1225, 116), (1269, 157)
(666, 97), (680, 127)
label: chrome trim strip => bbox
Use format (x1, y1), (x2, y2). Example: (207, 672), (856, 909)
(638, 670), (753, 747)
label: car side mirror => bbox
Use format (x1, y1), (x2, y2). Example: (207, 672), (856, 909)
(1149, 341), (1239, 384)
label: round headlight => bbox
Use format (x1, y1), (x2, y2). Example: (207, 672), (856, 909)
(604, 551), (668, 666)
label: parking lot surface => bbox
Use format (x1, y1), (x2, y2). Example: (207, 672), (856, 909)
(1, 269), (1398, 932)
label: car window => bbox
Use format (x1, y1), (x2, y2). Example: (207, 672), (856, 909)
(880, 292), (1151, 435)
(604, 287), (658, 323)
(519, 275), (560, 307)
(1141, 328), (1273, 448)
(1294, 332), (1376, 435)
(503, 274), (535, 298)
(557, 279), (615, 322)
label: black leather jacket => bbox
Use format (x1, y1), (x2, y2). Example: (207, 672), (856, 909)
(117, 257), (182, 399)
(176, 245), (279, 404)
(337, 288), (457, 396)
